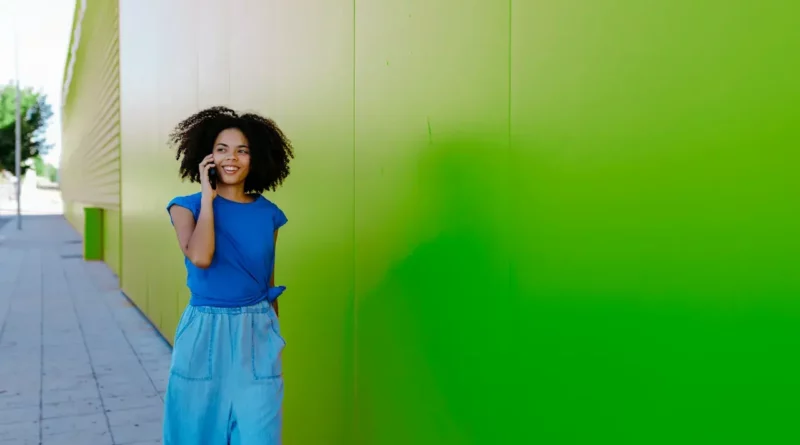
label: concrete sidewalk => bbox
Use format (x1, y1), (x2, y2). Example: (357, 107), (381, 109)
(0, 216), (170, 445)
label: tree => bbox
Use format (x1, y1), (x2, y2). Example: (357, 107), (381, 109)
(33, 155), (59, 183)
(33, 155), (45, 175)
(0, 84), (53, 177)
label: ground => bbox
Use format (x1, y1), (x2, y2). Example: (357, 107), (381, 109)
(0, 212), (170, 444)
(0, 182), (13, 231)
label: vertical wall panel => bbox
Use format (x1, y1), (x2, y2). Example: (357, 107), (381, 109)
(64, 201), (85, 235)
(149, 0), (199, 344)
(103, 209), (121, 275)
(119, 0), (160, 317)
(353, 1), (510, 443)
(229, 1), (356, 442)
(511, 1), (800, 443)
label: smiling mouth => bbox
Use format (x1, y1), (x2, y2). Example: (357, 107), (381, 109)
(221, 166), (240, 174)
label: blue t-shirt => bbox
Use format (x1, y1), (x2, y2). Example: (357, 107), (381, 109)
(166, 192), (288, 307)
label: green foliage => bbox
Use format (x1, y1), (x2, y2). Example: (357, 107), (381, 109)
(0, 85), (53, 177)
(42, 163), (59, 183)
(48, 166), (58, 183)
(31, 155), (58, 182)
(33, 155), (45, 175)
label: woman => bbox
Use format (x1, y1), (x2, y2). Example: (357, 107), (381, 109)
(162, 106), (294, 444)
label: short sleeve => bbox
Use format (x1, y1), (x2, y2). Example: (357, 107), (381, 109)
(272, 205), (288, 230)
(166, 194), (200, 225)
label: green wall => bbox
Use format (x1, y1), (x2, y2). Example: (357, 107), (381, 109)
(110, 1), (800, 444)
(508, 3), (798, 442)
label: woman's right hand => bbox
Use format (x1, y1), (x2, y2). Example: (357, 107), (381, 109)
(199, 154), (217, 202)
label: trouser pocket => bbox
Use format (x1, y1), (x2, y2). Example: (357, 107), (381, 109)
(251, 310), (285, 380)
(170, 309), (214, 381)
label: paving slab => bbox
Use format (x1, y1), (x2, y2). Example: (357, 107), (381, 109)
(0, 215), (170, 445)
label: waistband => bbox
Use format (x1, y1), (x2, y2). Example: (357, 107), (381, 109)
(190, 299), (275, 315)
(189, 285), (286, 313)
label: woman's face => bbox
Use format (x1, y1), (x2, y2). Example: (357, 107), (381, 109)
(212, 128), (251, 187)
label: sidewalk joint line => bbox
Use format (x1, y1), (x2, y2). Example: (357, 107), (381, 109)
(62, 259), (116, 445)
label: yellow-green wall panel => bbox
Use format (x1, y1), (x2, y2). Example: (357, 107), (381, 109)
(103, 208), (121, 276)
(353, 2), (510, 443)
(119, 0), (180, 341)
(508, 1), (799, 443)
(259, 2), (356, 442)
(64, 200), (84, 236)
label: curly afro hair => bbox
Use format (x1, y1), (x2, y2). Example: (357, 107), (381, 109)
(168, 106), (294, 194)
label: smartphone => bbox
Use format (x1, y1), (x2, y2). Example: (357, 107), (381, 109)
(208, 167), (217, 190)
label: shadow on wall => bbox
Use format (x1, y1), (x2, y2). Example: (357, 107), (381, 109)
(354, 134), (522, 444)
(353, 135), (800, 444)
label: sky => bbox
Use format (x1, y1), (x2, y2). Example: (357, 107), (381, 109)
(0, 0), (76, 166)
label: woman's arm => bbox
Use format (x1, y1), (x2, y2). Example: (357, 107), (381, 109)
(170, 200), (215, 268)
(170, 154), (217, 268)
(271, 229), (279, 316)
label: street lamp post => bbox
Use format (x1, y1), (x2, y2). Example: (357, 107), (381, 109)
(14, 28), (22, 230)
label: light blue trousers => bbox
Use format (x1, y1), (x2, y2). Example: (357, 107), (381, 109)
(163, 300), (285, 444)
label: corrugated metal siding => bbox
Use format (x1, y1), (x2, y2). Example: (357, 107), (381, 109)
(60, 0), (120, 211)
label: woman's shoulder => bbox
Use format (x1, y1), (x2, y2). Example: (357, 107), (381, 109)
(253, 194), (280, 209)
(166, 192), (202, 212)
(253, 195), (288, 229)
